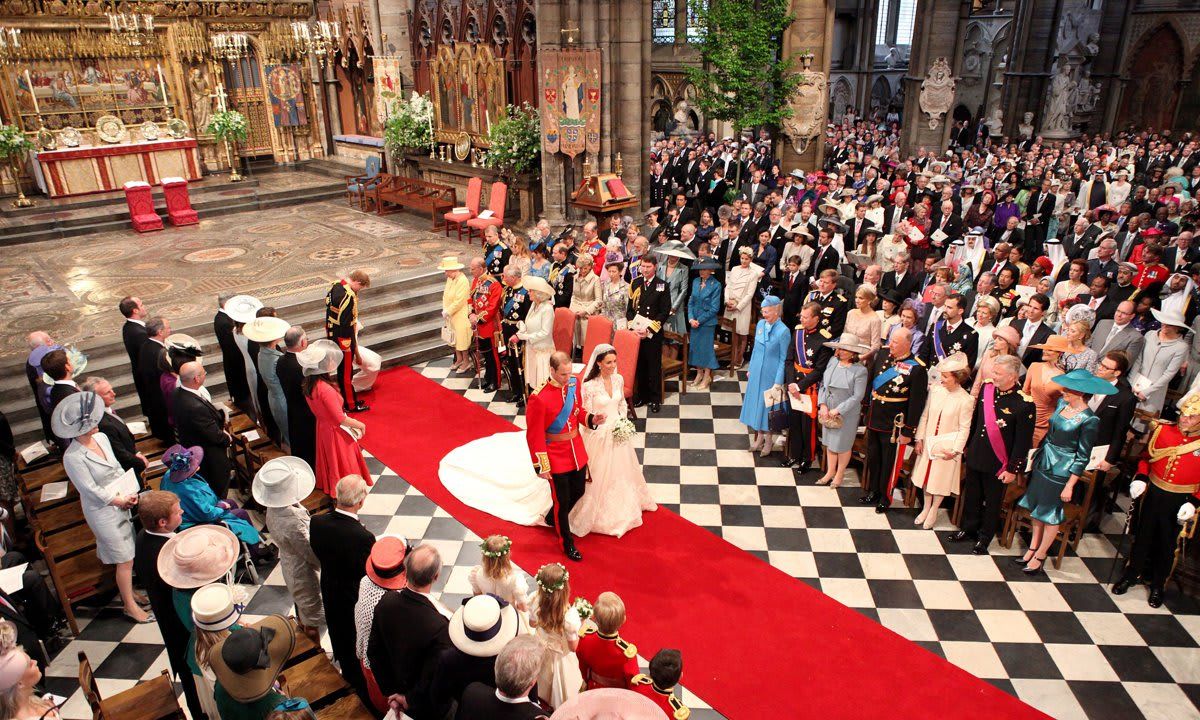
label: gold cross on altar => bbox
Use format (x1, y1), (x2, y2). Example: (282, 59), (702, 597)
(561, 23), (579, 45)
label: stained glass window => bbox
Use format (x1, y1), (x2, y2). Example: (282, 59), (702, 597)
(686, 0), (706, 43)
(875, 0), (891, 45)
(653, 0), (676, 45)
(896, 0), (917, 46)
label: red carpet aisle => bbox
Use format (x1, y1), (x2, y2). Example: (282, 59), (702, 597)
(360, 367), (1049, 719)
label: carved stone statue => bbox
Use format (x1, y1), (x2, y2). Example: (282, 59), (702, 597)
(1042, 59), (1076, 137)
(781, 71), (827, 155)
(985, 104), (1004, 138)
(669, 99), (698, 138)
(1018, 111), (1035, 140)
(919, 57), (956, 130)
(189, 68), (212, 132)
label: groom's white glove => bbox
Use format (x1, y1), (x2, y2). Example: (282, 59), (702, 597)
(1130, 479), (1147, 499)
(1179, 503), (1196, 524)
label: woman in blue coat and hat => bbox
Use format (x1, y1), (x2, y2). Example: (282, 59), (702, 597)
(739, 295), (790, 457)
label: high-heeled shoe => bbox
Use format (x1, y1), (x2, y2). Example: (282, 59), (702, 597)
(1022, 554), (1048, 575)
(1012, 551), (1035, 567)
(913, 511), (927, 526)
(749, 435), (764, 452)
(829, 476), (844, 489)
(815, 475), (833, 486)
(922, 512), (938, 530)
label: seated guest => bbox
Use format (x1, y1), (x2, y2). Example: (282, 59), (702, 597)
(54, 393), (151, 623)
(310, 474), (375, 704)
(577, 591), (639, 690)
(630, 649), (690, 719)
(80, 376), (147, 477)
(432, 593), (527, 709)
(455, 635), (549, 720)
(469, 535), (529, 611)
(41, 348), (79, 449)
(252, 458), (324, 644)
(173, 361), (233, 499)
(355, 536), (409, 713)
(190, 582), (245, 718)
(369, 545), (453, 720)
(0, 620), (61, 719)
(134, 490), (205, 720)
(209, 615), (296, 720)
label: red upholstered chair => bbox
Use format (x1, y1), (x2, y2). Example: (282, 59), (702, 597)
(161, 177), (199, 226)
(123, 181), (162, 233)
(553, 307), (576, 354)
(444, 177), (482, 242)
(577, 316), (614, 382)
(466, 181), (508, 242)
(612, 329), (641, 406)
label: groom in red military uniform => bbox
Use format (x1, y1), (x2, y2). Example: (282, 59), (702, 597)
(526, 351), (605, 561)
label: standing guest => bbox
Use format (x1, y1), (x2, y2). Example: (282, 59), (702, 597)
(499, 266), (532, 405)
(724, 247), (762, 369)
(468, 257), (504, 393)
(173, 362), (233, 499)
(1052, 259), (1090, 323)
(911, 353), (974, 529)
(252, 458), (324, 645)
(527, 563), (583, 709)
(134, 490), (205, 720)
(1010, 294), (1053, 366)
(276, 327), (315, 468)
(1135, 308), (1190, 419)
(630, 649), (690, 720)
(25, 332), (57, 446)
(208, 616), (295, 720)
(470, 535), (529, 610)
(599, 260), (631, 331)
(246, 308), (279, 439)
(568, 253), (602, 354)
(225, 296), (264, 422)
(628, 256), (672, 413)
(971, 325), (1021, 397)
(1092, 300), (1145, 374)
(845, 285), (883, 358)
(967, 295), (1001, 363)
(687, 258), (723, 390)
(440, 257), (474, 375)
(575, 592), (638, 690)
(1024, 335), (1068, 445)
(433, 594), (527, 710)
(739, 296), (790, 457)
(162, 334), (203, 435)
(658, 249), (691, 338)
(54, 394), (151, 623)
(214, 293), (252, 411)
(779, 255), (809, 328)
(356, 537), (409, 713)
(1088, 351), (1138, 528)
(245, 316), (292, 447)
(454, 635), (548, 719)
(949, 355), (1035, 554)
(119, 296), (153, 420)
(807, 269), (851, 336)
(548, 243), (576, 309)
(0, 412), (15, 539)
(139, 316), (174, 442)
(1060, 319), (1098, 372)
(1016, 370), (1108, 574)
(517, 277), (557, 394)
(814, 334), (870, 488)
(42, 349), (79, 450)
(326, 270), (372, 413)
(370, 545), (453, 720)
(862, 328), (928, 513)
(189, 583), (244, 717)
(783, 304), (833, 473)
(310, 474), (376, 703)
(298, 340), (371, 496)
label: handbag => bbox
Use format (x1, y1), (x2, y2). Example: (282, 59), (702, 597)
(818, 413), (844, 429)
(763, 386), (790, 433)
(441, 322), (454, 346)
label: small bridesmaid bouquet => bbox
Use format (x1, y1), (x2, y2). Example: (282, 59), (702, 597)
(571, 596), (594, 621)
(612, 417), (637, 444)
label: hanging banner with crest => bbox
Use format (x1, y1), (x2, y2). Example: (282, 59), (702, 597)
(538, 48), (601, 158)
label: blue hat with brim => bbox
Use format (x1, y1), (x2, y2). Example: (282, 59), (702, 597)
(1052, 369), (1118, 396)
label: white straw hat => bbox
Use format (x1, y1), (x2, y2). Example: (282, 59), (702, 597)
(191, 583), (243, 632)
(449, 594), (523, 658)
(223, 295), (264, 324)
(241, 316), (290, 343)
(252, 456), (317, 508)
(50, 391), (105, 440)
(157, 525), (240, 589)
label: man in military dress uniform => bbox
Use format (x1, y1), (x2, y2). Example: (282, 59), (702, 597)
(467, 257), (503, 393)
(627, 255), (673, 414)
(526, 352), (604, 561)
(630, 649), (690, 720)
(949, 354), (1035, 554)
(483, 226), (512, 277)
(863, 327), (928, 513)
(806, 269), (849, 336)
(498, 267), (530, 405)
(1113, 395), (1200, 607)
(548, 243), (576, 309)
(783, 303), (833, 473)
(325, 270), (371, 413)
(919, 293), (979, 370)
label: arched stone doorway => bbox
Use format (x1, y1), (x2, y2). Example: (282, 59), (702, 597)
(1177, 56), (1200, 131)
(1118, 24), (1184, 131)
(870, 76), (892, 117)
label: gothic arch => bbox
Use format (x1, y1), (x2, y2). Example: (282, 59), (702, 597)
(831, 77), (852, 123)
(1118, 24), (1184, 131)
(870, 76), (892, 114)
(1176, 54), (1200, 130)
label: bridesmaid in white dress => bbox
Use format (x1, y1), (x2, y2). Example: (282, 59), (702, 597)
(527, 563), (583, 709)
(570, 344), (657, 537)
(468, 535), (529, 611)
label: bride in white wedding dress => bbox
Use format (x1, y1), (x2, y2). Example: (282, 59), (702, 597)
(439, 344), (656, 536)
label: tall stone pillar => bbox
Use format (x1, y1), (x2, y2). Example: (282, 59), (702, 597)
(779, 0), (833, 171)
(375, 0), (415, 90)
(900, 0), (967, 155)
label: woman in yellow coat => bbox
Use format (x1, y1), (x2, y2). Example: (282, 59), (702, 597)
(911, 352), (975, 530)
(440, 256), (473, 373)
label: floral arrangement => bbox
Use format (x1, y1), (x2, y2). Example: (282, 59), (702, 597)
(0, 124), (34, 160)
(612, 417), (637, 444)
(480, 535), (512, 558)
(571, 596), (594, 621)
(383, 91), (435, 159)
(483, 102), (541, 178)
(205, 110), (249, 144)
(535, 563), (569, 594)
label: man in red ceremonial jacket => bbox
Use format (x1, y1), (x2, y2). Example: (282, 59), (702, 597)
(325, 269), (371, 413)
(630, 649), (690, 719)
(1113, 395), (1200, 607)
(526, 351), (604, 561)
(468, 257), (503, 393)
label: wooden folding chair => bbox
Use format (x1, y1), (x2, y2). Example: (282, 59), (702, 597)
(80, 652), (185, 720)
(1001, 471), (1098, 568)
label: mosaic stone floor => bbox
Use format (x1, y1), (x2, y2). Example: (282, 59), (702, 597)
(0, 194), (469, 359)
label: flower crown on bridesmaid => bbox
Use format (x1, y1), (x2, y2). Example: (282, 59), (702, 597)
(535, 563), (569, 594)
(480, 536), (512, 558)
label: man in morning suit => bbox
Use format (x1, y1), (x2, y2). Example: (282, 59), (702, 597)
(919, 294), (979, 370)
(276, 326), (316, 469)
(469, 257), (504, 394)
(82, 377), (147, 477)
(863, 328), (928, 513)
(41, 349), (79, 450)
(311, 475), (376, 703)
(783, 303), (833, 474)
(878, 252), (920, 301)
(326, 270), (371, 413)
(119, 296), (154, 419)
(1091, 301), (1145, 376)
(139, 316), (174, 442)
(950, 355), (1035, 554)
(213, 294), (251, 411)
(780, 255), (809, 329)
(1088, 351), (1137, 530)
(1010, 294), (1054, 366)
(454, 636), (547, 720)
(628, 256), (673, 413)
(527, 352), (604, 561)
(133, 491), (206, 720)
(173, 362), (232, 499)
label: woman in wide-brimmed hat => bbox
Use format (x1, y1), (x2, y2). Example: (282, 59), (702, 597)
(687, 258), (723, 390)
(353, 536), (409, 712)
(1016, 369), (1114, 575)
(814, 334), (870, 487)
(1023, 334), (1068, 445)
(224, 295), (265, 421)
(55, 393), (152, 623)
(724, 246), (763, 369)
(911, 353), (974, 529)
(439, 256), (474, 374)
(517, 275), (557, 393)
(209, 615), (297, 718)
(1135, 307), (1191, 419)
(297, 339), (371, 497)
(243, 315), (292, 447)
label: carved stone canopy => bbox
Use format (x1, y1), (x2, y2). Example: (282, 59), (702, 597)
(919, 57), (956, 130)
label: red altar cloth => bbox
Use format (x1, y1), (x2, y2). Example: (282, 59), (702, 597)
(38, 138), (201, 198)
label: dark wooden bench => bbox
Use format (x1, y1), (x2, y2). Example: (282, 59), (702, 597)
(374, 174), (457, 229)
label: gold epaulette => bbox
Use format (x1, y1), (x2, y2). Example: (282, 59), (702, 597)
(631, 674), (652, 686)
(819, 328), (831, 338)
(615, 636), (637, 659)
(1018, 390), (1034, 402)
(670, 695), (691, 720)
(580, 625), (597, 637)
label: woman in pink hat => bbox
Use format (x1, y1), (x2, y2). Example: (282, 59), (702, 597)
(0, 620), (60, 719)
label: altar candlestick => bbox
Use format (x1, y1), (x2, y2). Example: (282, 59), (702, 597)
(157, 64), (168, 106)
(486, 109), (491, 135)
(24, 70), (39, 115)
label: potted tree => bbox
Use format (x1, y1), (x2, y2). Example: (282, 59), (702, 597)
(205, 109), (249, 182)
(0, 123), (35, 208)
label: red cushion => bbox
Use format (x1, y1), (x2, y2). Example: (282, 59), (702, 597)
(466, 216), (504, 229)
(443, 211), (474, 223)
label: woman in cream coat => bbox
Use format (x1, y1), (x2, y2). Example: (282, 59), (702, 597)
(724, 246), (763, 369)
(56, 392), (151, 623)
(911, 353), (975, 530)
(568, 253), (601, 350)
(440, 256), (473, 374)
(519, 277), (557, 391)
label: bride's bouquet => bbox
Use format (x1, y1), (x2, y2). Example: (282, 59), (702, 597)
(612, 417), (636, 444)
(571, 596), (594, 621)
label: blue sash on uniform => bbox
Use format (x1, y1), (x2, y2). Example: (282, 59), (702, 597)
(486, 243), (505, 268)
(873, 359), (915, 391)
(932, 320), (947, 359)
(502, 288), (525, 315)
(795, 329), (810, 369)
(547, 378), (577, 434)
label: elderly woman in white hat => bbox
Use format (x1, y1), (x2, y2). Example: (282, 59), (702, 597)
(911, 352), (975, 529)
(223, 294), (265, 420)
(252, 457), (324, 643)
(298, 339), (371, 497)
(518, 276), (557, 392)
(243, 315), (292, 447)
(188, 582), (246, 718)
(440, 256), (474, 374)
(55, 393), (151, 623)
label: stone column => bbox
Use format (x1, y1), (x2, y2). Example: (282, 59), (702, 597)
(375, 0), (415, 90)
(900, 0), (966, 155)
(780, 0), (834, 171)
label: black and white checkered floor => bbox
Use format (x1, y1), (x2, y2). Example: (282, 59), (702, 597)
(46, 357), (1200, 719)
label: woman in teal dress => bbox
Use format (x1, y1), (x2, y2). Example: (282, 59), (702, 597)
(687, 259), (723, 390)
(1016, 369), (1114, 575)
(739, 296), (790, 457)
(658, 249), (691, 336)
(158, 445), (261, 547)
